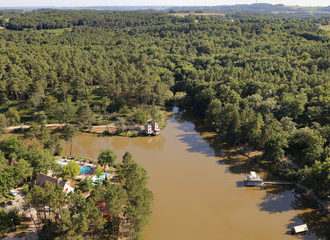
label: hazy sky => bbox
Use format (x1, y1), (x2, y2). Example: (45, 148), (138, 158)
(0, 0), (328, 7)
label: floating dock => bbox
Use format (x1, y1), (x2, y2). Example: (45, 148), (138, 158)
(264, 181), (292, 185)
(244, 171), (292, 187)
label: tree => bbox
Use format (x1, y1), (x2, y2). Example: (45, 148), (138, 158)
(105, 184), (127, 238)
(5, 108), (20, 126)
(32, 111), (48, 125)
(62, 161), (80, 180)
(79, 177), (93, 192)
(24, 185), (46, 221)
(206, 98), (222, 129)
(94, 166), (103, 178)
(0, 207), (22, 234)
(299, 160), (330, 199)
(76, 105), (94, 129)
(115, 117), (127, 134)
(24, 147), (55, 177)
(288, 127), (326, 166)
(132, 108), (148, 125)
(97, 149), (117, 171)
(122, 151), (133, 166)
(0, 114), (8, 132)
(44, 137), (62, 156)
(13, 159), (33, 185)
(121, 162), (148, 199)
(125, 188), (153, 239)
(61, 125), (79, 156)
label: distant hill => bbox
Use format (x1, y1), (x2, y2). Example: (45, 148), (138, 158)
(0, 3), (329, 15)
(167, 3), (330, 13)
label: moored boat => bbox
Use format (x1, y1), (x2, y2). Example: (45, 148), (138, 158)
(244, 171), (264, 186)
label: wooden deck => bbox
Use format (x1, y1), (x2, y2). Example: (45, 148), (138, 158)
(264, 181), (292, 185)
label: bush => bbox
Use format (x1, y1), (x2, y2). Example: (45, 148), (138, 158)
(79, 177), (93, 192)
(132, 108), (148, 125)
(0, 207), (22, 234)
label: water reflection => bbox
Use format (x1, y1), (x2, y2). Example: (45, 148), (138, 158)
(60, 109), (326, 240)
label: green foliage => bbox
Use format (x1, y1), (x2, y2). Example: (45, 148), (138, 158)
(299, 160), (330, 199)
(132, 108), (148, 125)
(61, 125), (79, 156)
(5, 108), (20, 125)
(288, 127), (326, 166)
(105, 184), (127, 217)
(0, 9), (328, 224)
(0, 136), (55, 196)
(122, 151), (133, 165)
(61, 125), (79, 142)
(78, 177), (93, 192)
(76, 104), (94, 128)
(33, 111), (48, 125)
(0, 207), (22, 234)
(94, 166), (103, 178)
(44, 137), (62, 156)
(62, 161), (80, 180)
(0, 114), (8, 131)
(98, 149), (117, 170)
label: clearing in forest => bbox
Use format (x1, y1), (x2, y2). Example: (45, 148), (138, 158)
(169, 13), (226, 17)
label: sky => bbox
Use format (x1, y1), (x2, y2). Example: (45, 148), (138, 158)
(0, 0), (328, 7)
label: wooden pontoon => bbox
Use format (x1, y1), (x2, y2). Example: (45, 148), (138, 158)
(292, 224), (308, 234)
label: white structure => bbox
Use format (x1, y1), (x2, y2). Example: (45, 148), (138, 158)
(244, 171), (264, 186)
(35, 174), (74, 194)
(144, 125), (153, 135)
(292, 224), (308, 234)
(152, 122), (160, 135)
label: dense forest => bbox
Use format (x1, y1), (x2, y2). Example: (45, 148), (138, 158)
(0, 9), (329, 210)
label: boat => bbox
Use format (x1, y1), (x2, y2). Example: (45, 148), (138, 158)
(244, 171), (264, 186)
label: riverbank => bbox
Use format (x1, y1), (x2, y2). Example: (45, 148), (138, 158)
(60, 110), (328, 240)
(177, 109), (329, 214)
(5, 110), (169, 137)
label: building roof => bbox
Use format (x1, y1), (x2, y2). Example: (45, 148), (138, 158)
(293, 224), (308, 233)
(35, 173), (66, 188)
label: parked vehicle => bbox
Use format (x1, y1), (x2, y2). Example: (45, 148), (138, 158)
(9, 190), (18, 196)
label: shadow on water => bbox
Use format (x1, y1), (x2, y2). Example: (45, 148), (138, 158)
(259, 188), (295, 213)
(176, 133), (215, 157)
(172, 108), (329, 240)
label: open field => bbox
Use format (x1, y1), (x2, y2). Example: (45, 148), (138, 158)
(319, 25), (330, 36)
(169, 12), (225, 17)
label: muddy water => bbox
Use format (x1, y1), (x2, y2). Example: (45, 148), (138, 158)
(61, 110), (319, 240)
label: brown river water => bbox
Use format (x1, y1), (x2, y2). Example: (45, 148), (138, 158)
(61, 109), (324, 240)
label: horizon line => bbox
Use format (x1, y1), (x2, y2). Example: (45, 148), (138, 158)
(0, 4), (329, 8)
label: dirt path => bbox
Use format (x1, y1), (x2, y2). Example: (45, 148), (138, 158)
(5, 123), (116, 133)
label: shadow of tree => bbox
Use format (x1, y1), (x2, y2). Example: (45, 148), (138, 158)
(286, 209), (330, 240)
(176, 133), (215, 157)
(259, 189), (295, 213)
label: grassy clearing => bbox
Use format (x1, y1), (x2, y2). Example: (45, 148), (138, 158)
(169, 13), (225, 17)
(319, 25), (330, 36)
